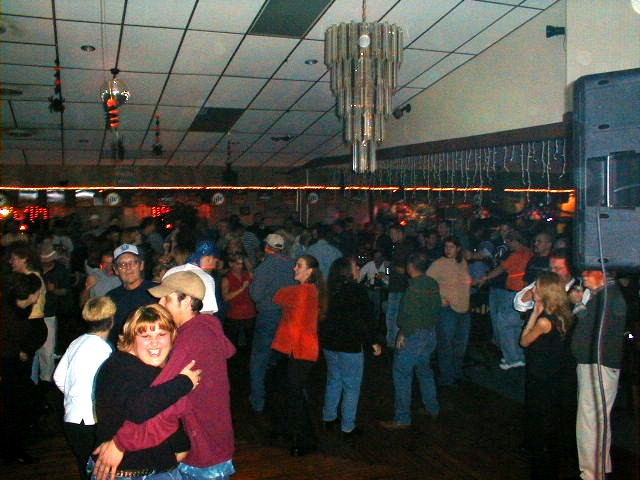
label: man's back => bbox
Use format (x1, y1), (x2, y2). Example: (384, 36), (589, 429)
(250, 253), (295, 312)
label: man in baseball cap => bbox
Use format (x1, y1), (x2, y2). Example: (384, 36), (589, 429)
(106, 244), (156, 345)
(93, 270), (236, 480)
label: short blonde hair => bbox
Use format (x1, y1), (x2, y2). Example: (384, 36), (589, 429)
(117, 303), (177, 352)
(82, 296), (117, 322)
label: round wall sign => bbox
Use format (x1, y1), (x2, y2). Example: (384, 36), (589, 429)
(308, 192), (319, 204)
(105, 192), (121, 206)
(212, 192), (225, 205)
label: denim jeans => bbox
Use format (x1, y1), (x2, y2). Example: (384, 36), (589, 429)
(492, 289), (524, 364)
(436, 307), (470, 385)
(249, 309), (281, 412)
(87, 457), (183, 480)
(178, 459), (235, 480)
(385, 292), (404, 347)
(392, 328), (439, 425)
(322, 349), (364, 432)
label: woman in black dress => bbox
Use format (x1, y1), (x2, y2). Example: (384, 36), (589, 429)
(520, 271), (574, 480)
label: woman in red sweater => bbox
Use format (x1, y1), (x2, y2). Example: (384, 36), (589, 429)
(271, 254), (324, 457)
(221, 255), (256, 349)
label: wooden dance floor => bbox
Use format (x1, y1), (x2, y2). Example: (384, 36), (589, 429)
(3, 339), (638, 480)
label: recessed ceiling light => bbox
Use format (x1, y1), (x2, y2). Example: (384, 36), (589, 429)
(304, 59), (318, 65)
(81, 45), (96, 52)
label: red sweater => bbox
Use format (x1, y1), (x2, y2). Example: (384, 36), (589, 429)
(272, 283), (319, 361)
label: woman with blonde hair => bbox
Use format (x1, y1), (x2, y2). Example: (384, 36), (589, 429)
(90, 304), (201, 479)
(520, 271), (574, 480)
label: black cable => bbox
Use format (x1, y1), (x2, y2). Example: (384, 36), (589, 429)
(594, 186), (609, 480)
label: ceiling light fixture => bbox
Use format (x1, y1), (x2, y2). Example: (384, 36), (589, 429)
(81, 44), (96, 52)
(304, 59), (318, 65)
(324, 0), (403, 173)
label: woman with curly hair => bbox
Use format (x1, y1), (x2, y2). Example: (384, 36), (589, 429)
(520, 271), (574, 480)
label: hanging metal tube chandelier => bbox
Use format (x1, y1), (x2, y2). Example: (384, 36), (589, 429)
(324, 0), (403, 173)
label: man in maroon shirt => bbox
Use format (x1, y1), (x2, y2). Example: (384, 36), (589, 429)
(93, 271), (236, 480)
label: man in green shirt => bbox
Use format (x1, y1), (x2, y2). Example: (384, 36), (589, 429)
(380, 252), (441, 430)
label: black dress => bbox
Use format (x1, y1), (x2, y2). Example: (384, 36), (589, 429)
(524, 315), (573, 480)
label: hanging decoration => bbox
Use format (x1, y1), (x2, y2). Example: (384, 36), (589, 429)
(324, 0), (403, 173)
(100, 68), (130, 160)
(153, 114), (163, 156)
(48, 58), (65, 113)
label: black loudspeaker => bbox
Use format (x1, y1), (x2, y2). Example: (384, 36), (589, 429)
(573, 67), (640, 272)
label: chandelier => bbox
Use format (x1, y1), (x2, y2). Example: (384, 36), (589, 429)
(324, 0), (403, 173)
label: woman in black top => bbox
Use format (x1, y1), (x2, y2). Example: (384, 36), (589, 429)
(520, 272), (573, 480)
(320, 257), (382, 436)
(92, 304), (200, 479)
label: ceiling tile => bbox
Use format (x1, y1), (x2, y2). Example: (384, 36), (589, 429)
(306, 0), (398, 40)
(291, 81), (334, 111)
(267, 111), (324, 135)
(12, 101), (62, 128)
(173, 31), (243, 75)
(61, 68), (108, 102)
(134, 157), (167, 166)
(55, 0), (124, 23)
(191, 0), (264, 32)
(161, 74), (218, 106)
(407, 53), (473, 88)
(124, 0), (196, 28)
(25, 149), (62, 164)
(206, 76), (266, 109)
(280, 134), (332, 153)
(65, 129), (104, 149)
(100, 157), (134, 166)
(250, 0), (332, 38)
(0, 65), (55, 85)
(397, 49), (448, 87)
(392, 87), (423, 109)
(225, 36), (298, 77)
(522, 0), (558, 8)
(240, 135), (281, 153)
(383, 0), (460, 44)
(57, 20), (119, 70)
(0, 84), (52, 101)
(233, 151), (274, 165)
(411, 0), (513, 52)
(119, 72), (167, 105)
(232, 109), (286, 133)
(0, 15), (54, 43)
(141, 130), (186, 151)
(116, 104), (156, 130)
(0, 0), (52, 16)
(118, 26), (183, 72)
(457, 7), (539, 54)
(65, 149), (100, 165)
(177, 131), (225, 151)
(168, 151), (207, 166)
(264, 152), (304, 167)
(251, 79), (314, 110)
(2, 149), (27, 164)
(0, 43), (56, 65)
(305, 111), (341, 135)
(155, 106), (201, 130)
(273, 39), (327, 81)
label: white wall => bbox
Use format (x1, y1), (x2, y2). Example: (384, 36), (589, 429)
(566, 0), (640, 99)
(384, 1), (567, 148)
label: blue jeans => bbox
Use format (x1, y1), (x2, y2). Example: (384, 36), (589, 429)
(436, 307), (470, 385)
(492, 289), (524, 364)
(178, 460), (235, 480)
(87, 458), (182, 480)
(249, 309), (282, 412)
(392, 328), (439, 425)
(322, 349), (364, 432)
(385, 292), (404, 347)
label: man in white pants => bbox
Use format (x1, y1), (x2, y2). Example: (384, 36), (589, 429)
(569, 270), (627, 480)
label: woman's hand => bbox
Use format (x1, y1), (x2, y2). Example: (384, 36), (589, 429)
(533, 301), (545, 317)
(372, 344), (382, 356)
(180, 360), (202, 389)
(93, 440), (123, 480)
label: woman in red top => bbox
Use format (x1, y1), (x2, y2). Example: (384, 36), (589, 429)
(270, 254), (324, 457)
(221, 255), (256, 349)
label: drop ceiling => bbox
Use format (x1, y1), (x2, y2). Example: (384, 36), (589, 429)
(0, 0), (558, 169)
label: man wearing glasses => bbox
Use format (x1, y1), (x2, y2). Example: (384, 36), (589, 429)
(106, 244), (157, 346)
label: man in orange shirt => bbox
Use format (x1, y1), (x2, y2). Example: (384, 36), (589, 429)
(479, 231), (533, 370)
